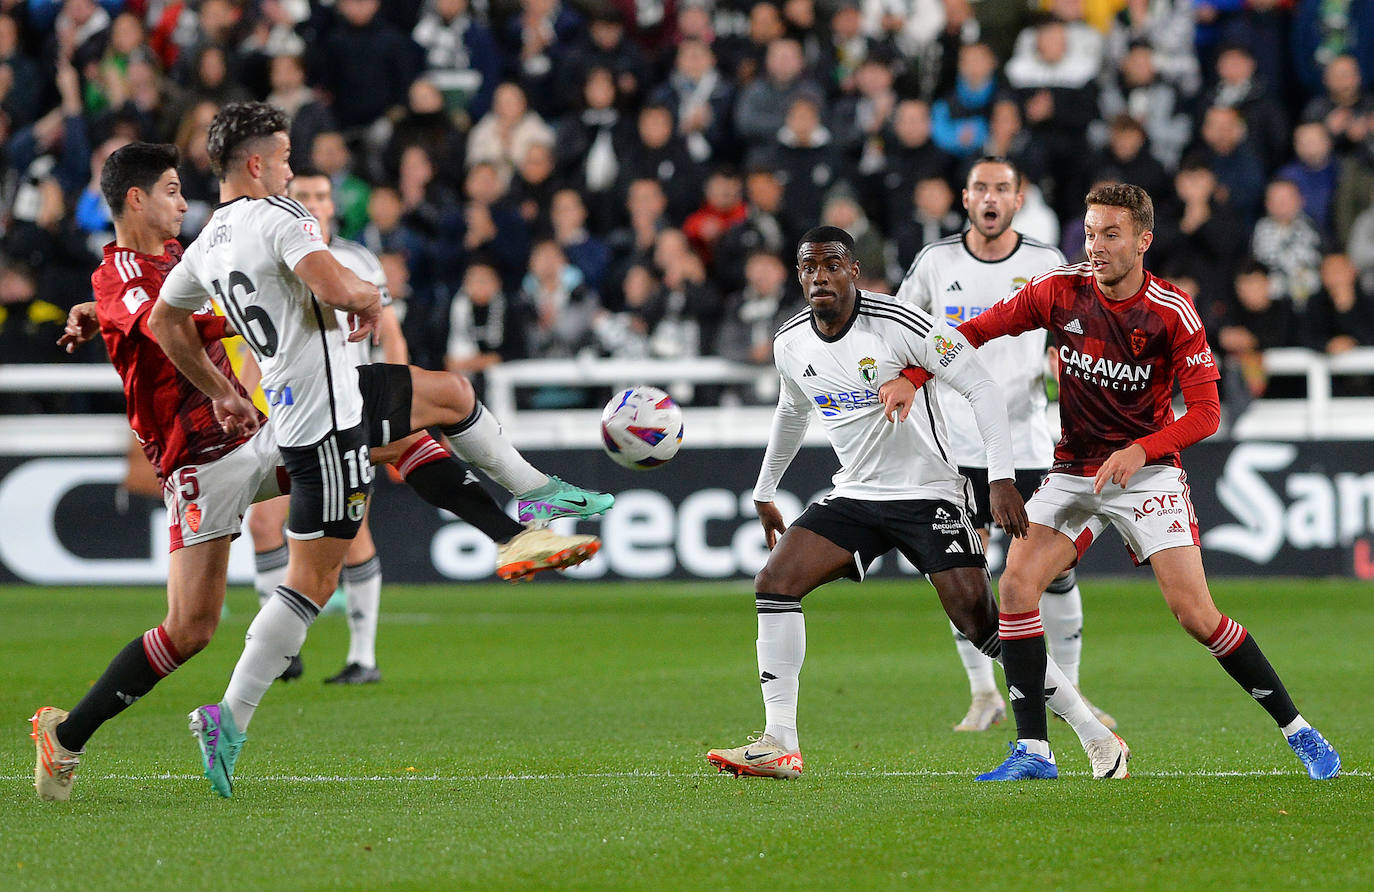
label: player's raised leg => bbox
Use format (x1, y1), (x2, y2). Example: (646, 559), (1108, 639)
(1151, 546), (1339, 779)
(707, 524), (854, 779)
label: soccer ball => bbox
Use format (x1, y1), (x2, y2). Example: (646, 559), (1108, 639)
(600, 386), (684, 470)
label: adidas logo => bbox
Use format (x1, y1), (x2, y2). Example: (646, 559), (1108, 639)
(1007, 685), (1024, 700)
(946, 281), (963, 291)
(945, 541), (964, 554)
(463, 470), (481, 486)
(1167, 520), (1185, 534)
(1250, 688), (1273, 700)
(802, 364), (817, 377)
(1064, 318), (1084, 334)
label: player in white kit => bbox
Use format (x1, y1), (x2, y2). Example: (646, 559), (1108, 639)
(895, 157), (1116, 733)
(706, 227), (1128, 780)
(150, 102), (612, 797)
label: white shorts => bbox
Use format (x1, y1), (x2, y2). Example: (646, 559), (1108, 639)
(1027, 465), (1200, 566)
(163, 425), (287, 552)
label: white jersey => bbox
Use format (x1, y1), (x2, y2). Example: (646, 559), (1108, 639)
(161, 195), (360, 448)
(753, 290), (1014, 504)
(895, 232), (1062, 469)
(329, 236), (391, 369)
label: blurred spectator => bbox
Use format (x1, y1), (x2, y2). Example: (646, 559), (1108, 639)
(1005, 13), (1098, 89)
(554, 66), (634, 230)
(503, 0), (585, 117)
(508, 140), (561, 232)
(1344, 198), (1374, 295)
(267, 54), (336, 170)
(768, 92), (844, 231)
(172, 99), (219, 239)
(817, 0), (879, 97)
(519, 238), (599, 360)
(311, 131), (371, 239)
(445, 258), (526, 397)
(1087, 114), (1171, 203)
(605, 178), (669, 307)
(550, 187), (612, 291)
(412, 0), (505, 121)
(1105, 0), (1199, 97)
(467, 81), (555, 186)
(649, 227), (723, 360)
(1197, 42), (1288, 172)
(1298, 53), (1372, 155)
(878, 98), (956, 232)
(614, 101), (701, 224)
(459, 159), (530, 292)
(1013, 180), (1060, 245)
(831, 52), (898, 178)
(1276, 122), (1339, 239)
(649, 37), (735, 164)
(0, 262), (67, 370)
(976, 98), (1048, 194)
(1292, 1), (1374, 101)
(930, 41), (1000, 159)
(1251, 179), (1323, 306)
(1335, 137), (1374, 248)
(970, 0), (1027, 70)
(73, 135), (126, 256)
(557, 7), (650, 109)
(892, 175), (962, 273)
(0, 13), (43, 128)
(592, 261), (659, 358)
(715, 165), (795, 293)
(384, 78), (467, 191)
(822, 187), (886, 290)
(683, 168), (747, 266)
(1217, 259), (1300, 401)
(1194, 104), (1265, 226)
(859, 0), (946, 66)
(1095, 39), (1191, 169)
(1152, 159), (1246, 323)
(160, 44), (251, 143)
(733, 38), (819, 152)
(47, 0), (111, 76)
(715, 249), (796, 400)
(319, 0), (422, 130)
(1304, 253), (1374, 358)
(85, 12), (154, 118)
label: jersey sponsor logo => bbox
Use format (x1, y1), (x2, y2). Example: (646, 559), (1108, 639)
(1186, 350), (1216, 369)
(813, 389), (879, 417)
(1130, 328), (1147, 356)
(122, 285), (151, 314)
(943, 305), (994, 324)
(1133, 493), (1184, 520)
(1064, 318), (1084, 334)
(1058, 346), (1152, 391)
(945, 280), (963, 291)
(263, 385), (295, 407)
(933, 334), (964, 366)
(858, 357), (877, 384)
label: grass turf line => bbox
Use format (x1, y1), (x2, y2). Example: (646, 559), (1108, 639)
(1, 579), (1370, 890)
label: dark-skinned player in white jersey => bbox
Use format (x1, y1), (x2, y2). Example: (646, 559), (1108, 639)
(706, 227), (1129, 780)
(881, 184), (1340, 780)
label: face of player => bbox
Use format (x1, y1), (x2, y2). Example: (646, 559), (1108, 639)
(797, 242), (859, 329)
(287, 175), (335, 242)
(141, 168), (188, 240)
(1083, 204), (1152, 290)
(963, 161), (1023, 242)
(256, 131), (293, 197)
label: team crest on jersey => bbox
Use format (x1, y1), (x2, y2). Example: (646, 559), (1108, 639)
(858, 357), (877, 384)
(1130, 328), (1147, 356)
(185, 502), (202, 533)
(1010, 276), (1029, 294)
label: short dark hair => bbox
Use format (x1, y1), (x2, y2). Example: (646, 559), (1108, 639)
(968, 154), (1022, 189)
(1085, 182), (1154, 234)
(207, 101), (290, 179)
(100, 142), (181, 217)
(797, 225), (856, 255)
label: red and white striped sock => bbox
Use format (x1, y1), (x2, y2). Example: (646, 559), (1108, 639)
(999, 609), (1044, 641)
(1205, 615), (1246, 657)
(393, 433), (450, 479)
(141, 625), (184, 677)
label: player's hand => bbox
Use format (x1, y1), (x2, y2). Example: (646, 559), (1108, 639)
(879, 376), (917, 422)
(755, 500), (787, 550)
(212, 391), (260, 437)
(1093, 443), (1146, 493)
(57, 301), (100, 352)
(988, 478), (1028, 539)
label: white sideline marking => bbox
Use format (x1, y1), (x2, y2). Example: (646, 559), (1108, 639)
(4, 769), (1366, 782)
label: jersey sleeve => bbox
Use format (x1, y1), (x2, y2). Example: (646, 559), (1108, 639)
(957, 274), (1053, 347)
(752, 352), (813, 503)
(1170, 305), (1222, 389)
(159, 253), (211, 311)
(99, 275), (159, 335)
(893, 253), (936, 313)
(270, 208), (330, 269)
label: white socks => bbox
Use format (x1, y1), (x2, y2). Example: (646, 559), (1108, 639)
(222, 586), (319, 732)
(1042, 655), (1111, 746)
(951, 620), (999, 696)
(442, 403), (547, 496)
(1042, 574), (1084, 687)
(756, 598), (805, 751)
(341, 556), (381, 669)
(254, 545), (288, 609)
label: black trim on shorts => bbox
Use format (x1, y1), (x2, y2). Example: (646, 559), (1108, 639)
(959, 466), (1047, 529)
(356, 363), (414, 447)
(791, 496), (985, 580)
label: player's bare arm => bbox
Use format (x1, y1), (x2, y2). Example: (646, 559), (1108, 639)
(879, 375), (917, 422)
(1092, 444), (1148, 493)
(148, 299), (259, 436)
(58, 302), (100, 352)
(293, 251), (382, 343)
(987, 479), (1029, 538)
(755, 500), (787, 550)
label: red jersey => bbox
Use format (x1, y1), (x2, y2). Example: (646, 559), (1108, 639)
(93, 239), (260, 480)
(959, 263), (1221, 475)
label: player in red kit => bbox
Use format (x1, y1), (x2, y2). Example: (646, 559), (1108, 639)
(880, 184), (1340, 781)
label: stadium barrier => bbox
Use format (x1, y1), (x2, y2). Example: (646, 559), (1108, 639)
(1, 440), (1370, 584)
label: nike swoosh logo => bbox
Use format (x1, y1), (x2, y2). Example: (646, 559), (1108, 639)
(743, 750), (771, 761)
(565, 497), (588, 507)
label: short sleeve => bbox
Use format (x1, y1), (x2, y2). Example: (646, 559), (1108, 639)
(159, 256), (211, 311)
(270, 208), (329, 270)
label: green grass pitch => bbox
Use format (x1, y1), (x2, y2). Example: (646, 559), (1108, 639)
(2, 578), (1370, 890)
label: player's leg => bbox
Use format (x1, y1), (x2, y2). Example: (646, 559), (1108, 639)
(947, 481), (1003, 730)
(1149, 545), (1340, 779)
(707, 503), (864, 779)
(245, 495), (302, 680)
(395, 364), (613, 523)
(326, 509), (382, 684)
(1042, 567), (1117, 730)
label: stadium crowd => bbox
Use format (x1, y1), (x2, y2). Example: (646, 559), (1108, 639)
(2, 0), (1373, 413)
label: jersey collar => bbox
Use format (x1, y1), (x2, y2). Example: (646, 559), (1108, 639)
(960, 230), (1023, 264)
(810, 290), (864, 343)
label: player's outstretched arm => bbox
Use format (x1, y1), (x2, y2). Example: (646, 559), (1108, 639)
(294, 251), (382, 343)
(148, 299), (259, 437)
(58, 302), (100, 352)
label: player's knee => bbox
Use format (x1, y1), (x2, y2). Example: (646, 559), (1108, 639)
(996, 568), (1042, 611)
(164, 614), (218, 657)
(754, 564), (806, 598)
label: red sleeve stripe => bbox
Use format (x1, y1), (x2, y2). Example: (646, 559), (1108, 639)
(1146, 282), (1202, 333)
(1027, 261), (1092, 288)
(1204, 615), (1246, 657)
(999, 610), (1045, 640)
(113, 251), (143, 283)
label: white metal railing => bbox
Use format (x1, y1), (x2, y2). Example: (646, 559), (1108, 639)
(1232, 347), (1374, 438)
